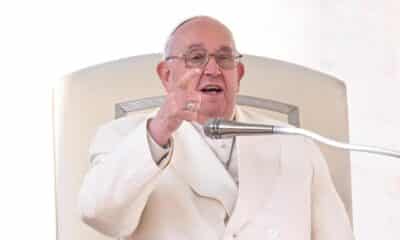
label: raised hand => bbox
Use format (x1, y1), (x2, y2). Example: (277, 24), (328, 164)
(148, 68), (203, 146)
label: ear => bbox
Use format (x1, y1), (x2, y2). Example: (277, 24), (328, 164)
(236, 62), (245, 91)
(156, 61), (170, 91)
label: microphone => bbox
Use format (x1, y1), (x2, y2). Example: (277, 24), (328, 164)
(203, 118), (400, 159)
(203, 118), (275, 139)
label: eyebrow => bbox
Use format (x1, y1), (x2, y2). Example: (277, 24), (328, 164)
(218, 46), (234, 52)
(187, 43), (205, 50)
(186, 44), (234, 52)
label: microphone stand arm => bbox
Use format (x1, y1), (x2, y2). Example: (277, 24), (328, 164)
(274, 126), (400, 159)
(204, 119), (400, 159)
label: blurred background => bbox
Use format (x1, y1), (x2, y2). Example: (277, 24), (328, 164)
(0, 1), (398, 239)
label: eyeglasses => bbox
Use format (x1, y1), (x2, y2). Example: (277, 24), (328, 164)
(165, 48), (243, 70)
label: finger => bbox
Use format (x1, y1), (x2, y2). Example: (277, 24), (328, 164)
(178, 110), (198, 122)
(176, 68), (203, 91)
(181, 100), (200, 113)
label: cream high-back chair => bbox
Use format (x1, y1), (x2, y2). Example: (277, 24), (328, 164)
(53, 54), (352, 240)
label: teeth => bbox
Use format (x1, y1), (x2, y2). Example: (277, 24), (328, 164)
(203, 85), (221, 91)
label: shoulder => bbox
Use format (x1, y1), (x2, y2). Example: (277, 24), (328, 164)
(89, 109), (157, 154)
(98, 112), (149, 137)
(235, 105), (293, 127)
(236, 105), (311, 151)
(236, 106), (324, 160)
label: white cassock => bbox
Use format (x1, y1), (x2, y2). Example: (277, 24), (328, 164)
(78, 106), (355, 240)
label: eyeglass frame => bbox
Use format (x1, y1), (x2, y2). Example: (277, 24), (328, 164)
(165, 49), (243, 70)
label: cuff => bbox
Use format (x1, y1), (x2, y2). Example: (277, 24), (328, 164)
(146, 119), (171, 168)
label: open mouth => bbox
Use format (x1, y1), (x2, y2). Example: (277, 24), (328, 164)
(200, 85), (223, 94)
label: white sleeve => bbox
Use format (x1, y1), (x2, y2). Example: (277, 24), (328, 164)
(307, 139), (355, 240)
(146, 119), (171, 169)
(78, 118), (173, 238)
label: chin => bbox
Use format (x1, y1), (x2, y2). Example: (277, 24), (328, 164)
(200, 103), (226, 115)
(197, 110), (224, 124)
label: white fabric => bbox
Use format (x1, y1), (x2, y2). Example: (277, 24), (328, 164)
(147, 120), (239, 184)
(146, 126), (171, 168)
(78, 106), (354, 240)
(191, 121), (239, 184)
(54, 54), (352, 240)
(146, 107), (239, 184)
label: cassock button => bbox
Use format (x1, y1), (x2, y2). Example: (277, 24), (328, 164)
(232, 233), (238, 239)
(267, 228), (280, 239)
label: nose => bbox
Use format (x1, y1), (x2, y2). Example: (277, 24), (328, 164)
(203, 55), (222, 76)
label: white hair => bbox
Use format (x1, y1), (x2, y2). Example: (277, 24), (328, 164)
(162, 16), (236, 59)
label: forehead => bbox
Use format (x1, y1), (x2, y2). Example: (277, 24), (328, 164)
(186, 43), (234, 52)
(170, 19), (236, 54)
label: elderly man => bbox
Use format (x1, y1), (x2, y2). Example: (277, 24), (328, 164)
(78, 16), (354, 240)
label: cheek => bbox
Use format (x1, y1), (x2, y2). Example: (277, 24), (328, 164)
(224, 86), (238, 103)
(167, 64), (187, 90)
(224, 77), (240, 94)
(167, 71), (183, 90)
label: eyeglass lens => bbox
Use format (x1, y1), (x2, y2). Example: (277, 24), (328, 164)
(185, 48), (238, 69)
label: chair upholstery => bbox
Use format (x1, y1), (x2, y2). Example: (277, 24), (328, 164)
(53, 53), (352, 240)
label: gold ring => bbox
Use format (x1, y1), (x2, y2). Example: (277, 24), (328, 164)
(184, 101), (197, 112)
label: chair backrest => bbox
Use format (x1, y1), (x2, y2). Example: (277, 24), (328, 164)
(115, 95), (300, 126)
(53, 53), (352, 240)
